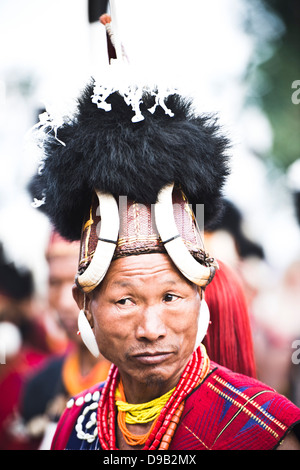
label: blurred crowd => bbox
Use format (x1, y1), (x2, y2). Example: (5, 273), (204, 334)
(0, 181), (299, 449)
(205, 195), (300, 403)
(0, 230), (110, 450)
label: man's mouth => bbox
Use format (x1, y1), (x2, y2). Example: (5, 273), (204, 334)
(132, 351), (173, 365)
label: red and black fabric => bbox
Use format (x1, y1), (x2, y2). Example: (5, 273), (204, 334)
(51, 362), (300, 450)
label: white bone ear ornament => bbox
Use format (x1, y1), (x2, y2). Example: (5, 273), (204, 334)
(78, 309), (100, 358)
(76, 190), (120, 293)
(194, 299), (210, 350)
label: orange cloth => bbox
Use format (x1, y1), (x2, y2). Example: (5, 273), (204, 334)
(62, 352), (110, 396)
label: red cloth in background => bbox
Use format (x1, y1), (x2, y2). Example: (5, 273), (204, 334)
(0, 347), (46, 450)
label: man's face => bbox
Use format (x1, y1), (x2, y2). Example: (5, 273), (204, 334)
(48, 253), (79, 341)
(88, 253), (200, 390)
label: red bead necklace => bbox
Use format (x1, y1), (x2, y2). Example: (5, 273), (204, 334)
(97, 344), (210, 450)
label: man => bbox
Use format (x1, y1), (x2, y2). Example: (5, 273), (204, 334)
(66, 250), (300, 451)
(50, 249), (300, 450)
(29, 59), (300, 448)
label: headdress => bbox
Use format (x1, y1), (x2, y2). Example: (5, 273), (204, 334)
(29, 13), (230, 293)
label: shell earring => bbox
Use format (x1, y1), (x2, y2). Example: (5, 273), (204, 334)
(78, 308), (100, 359)
(194, 299), (210, 350)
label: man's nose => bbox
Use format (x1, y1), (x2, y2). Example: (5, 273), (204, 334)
(135, 305), (167, 342)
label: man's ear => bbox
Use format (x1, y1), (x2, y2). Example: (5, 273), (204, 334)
(198, 286), (205, 300)
(72, 285), (94, 327)
(72, 284), (84, 310)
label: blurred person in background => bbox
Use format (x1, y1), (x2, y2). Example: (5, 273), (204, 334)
(287, 159), (300, 407)
(204, 199), (292, 397)
(249, 160), (300, 399)
(0, 244), (49, 449)
(251, 258), (300, 399)
(204, 164), (300, 404)
(284, 259), (300, 406)
(17, 231), (110, 449)
(204, 199), (266, 308)
(0, 243), (52, 353)
(204, 259), (256, 379)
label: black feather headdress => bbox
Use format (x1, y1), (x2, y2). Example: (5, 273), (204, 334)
(29, 79), (230, 241)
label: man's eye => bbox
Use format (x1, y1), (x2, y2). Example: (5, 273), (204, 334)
(164, 293), (178, 302)
(116, 298), (133, 306)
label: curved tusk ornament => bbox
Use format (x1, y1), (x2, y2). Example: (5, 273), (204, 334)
(76, 190), (120, 293)
(154, 183), (215, 287)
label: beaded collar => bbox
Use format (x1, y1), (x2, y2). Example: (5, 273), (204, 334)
(70, 345), (210, 449)
(97, 344), (210, 450)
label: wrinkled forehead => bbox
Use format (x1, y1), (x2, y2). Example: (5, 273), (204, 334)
(91, 253), (197, 297)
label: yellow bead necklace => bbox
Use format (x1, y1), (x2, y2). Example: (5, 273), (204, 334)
(115, 382), (175, 424)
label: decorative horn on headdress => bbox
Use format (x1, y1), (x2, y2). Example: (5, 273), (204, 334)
(154, 183), (215, 287)
(76, 190), (119, 293)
